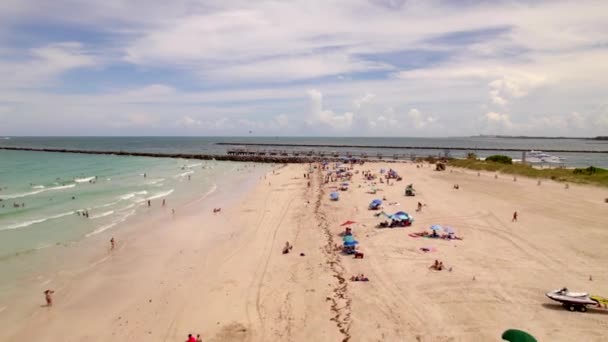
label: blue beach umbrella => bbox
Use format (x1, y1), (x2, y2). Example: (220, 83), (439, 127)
(393, 211), (409, 220)
(369, 199), (382, 209)
(330, 192), (339, 200)
(430, 225), (443, 231)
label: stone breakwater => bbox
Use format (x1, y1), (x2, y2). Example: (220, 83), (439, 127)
(0, 146), (409, 164)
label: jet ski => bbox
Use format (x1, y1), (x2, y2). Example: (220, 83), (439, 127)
(545, 287), (598, 312)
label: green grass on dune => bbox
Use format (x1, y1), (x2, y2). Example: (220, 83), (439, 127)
(448, 159), (608, 187)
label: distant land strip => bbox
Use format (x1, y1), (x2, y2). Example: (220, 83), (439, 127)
(0, 146), (399, 163)
(216, 142), (608, 153)
(475, 135), (608, 140)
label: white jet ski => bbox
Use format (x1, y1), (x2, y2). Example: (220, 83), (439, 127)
(546, 287), (598, 312)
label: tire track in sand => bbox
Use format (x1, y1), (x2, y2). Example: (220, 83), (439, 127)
(314, 168), (352, 342)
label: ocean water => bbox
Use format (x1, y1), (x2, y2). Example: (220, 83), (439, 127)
(1, 136), (607, 167)
(0, 148), (269, 308)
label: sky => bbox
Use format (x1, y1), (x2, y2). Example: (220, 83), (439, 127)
(1, 0), (607, 137)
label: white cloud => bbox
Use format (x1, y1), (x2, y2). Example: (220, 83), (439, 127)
(354, 93), (376, 109)
(1, 0), (608, 136)
(408, 108), (436, 129)
(484, 111), (513, 130)
(176, 115), (202, 127)
(0, 42), (96, 88)
(273, 114), (289, 129)
(202, 53), (391, 83)
(307, 89), (354, 130)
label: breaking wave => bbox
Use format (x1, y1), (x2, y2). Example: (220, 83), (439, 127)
(1, 211), (75, 230)
(0, 183), (76, 200)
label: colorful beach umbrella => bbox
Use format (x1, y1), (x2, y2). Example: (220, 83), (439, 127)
(341, 220), (356, 226)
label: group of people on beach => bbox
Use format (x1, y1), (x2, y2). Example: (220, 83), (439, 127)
(76, 210), (90, 218)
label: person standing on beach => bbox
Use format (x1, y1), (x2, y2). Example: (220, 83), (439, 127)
(44, 289), (55, 306)
(147, 200), (151, 207)
(162, 199), (166, 207)
(110, 237), (115, 250)
(196, 334), (203, 342)
(512, 211), (518, 222)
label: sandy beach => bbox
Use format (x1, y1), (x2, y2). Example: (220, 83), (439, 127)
(1, 161), (607, 341)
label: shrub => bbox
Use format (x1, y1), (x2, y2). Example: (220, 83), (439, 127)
(486, 155), (513, 164)
(573, 166), (606, 175)
(466, 152), (478, 160)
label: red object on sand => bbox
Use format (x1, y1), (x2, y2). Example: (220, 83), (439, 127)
(341, 220), (357, 226)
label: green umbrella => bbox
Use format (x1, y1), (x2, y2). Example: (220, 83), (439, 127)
(502, 329), (537, 342)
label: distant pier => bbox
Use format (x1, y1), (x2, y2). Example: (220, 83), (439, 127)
(2, 143), (606, 164)
(0, 146), (414, 163)
(218, 142), (608, 154)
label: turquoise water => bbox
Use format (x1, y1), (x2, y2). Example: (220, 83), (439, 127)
(0, 150), (268, 304)
(1, 150), (182, 257)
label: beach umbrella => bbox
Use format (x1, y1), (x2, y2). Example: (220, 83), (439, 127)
(369, 199), (382, 209)
(330, 192), (339, 200)
(443, 226), (455, 234)
(430, 225), (443, 231)
(343, 240), (358, 247)
(341, 182), (349, 186)
(501, 329), (537, 342)
(393, 211), (409, 219)
(341, 220), (356, 226)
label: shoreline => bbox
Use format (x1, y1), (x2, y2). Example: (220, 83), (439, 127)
(0, 161), (271, 337)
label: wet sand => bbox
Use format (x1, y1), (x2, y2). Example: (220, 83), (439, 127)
(1, 162), (607, 341)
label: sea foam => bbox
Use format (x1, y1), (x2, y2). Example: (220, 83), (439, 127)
(0, 183), (76, 200)
(86, 209), (136, 237)
(2, 211), (75, 230)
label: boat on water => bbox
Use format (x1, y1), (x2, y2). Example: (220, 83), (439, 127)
(525, 150), (565, 164)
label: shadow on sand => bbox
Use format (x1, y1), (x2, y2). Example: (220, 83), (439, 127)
(541, 303), (608, 315)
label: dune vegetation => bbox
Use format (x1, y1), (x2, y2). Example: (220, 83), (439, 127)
(449, 156), (608, 187)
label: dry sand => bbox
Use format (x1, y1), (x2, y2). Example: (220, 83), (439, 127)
(1, 162), (607, 341)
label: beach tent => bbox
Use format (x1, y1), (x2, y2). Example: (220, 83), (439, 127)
(501, 329), (537, 342)
(369, 199), (382, 210)
(330, 192), (340, 201)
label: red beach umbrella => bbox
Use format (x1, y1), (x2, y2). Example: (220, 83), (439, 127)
(341, 220), (356, 226)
